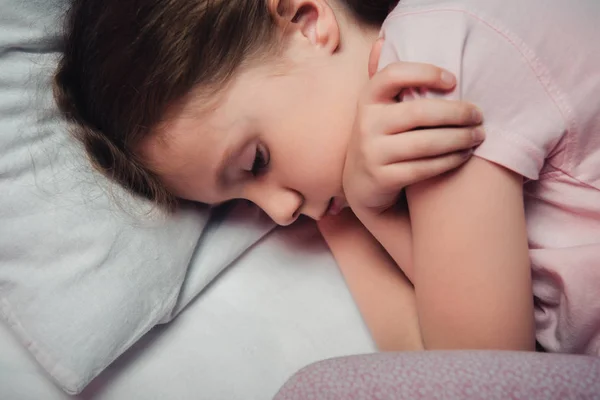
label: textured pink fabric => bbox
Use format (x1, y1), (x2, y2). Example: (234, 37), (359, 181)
(274, 351), (600, 400)
(377, 0), (600, 355)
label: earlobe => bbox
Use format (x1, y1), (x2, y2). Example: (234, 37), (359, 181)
(267, 0), (340, 53)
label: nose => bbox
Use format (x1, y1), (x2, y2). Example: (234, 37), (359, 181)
(247, 184), (303, 226)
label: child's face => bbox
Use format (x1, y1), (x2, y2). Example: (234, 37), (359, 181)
(139, 1), (377, 225)
(141, 58), (364, 225)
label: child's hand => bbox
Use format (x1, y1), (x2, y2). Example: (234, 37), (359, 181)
(344, 40), (485, 214)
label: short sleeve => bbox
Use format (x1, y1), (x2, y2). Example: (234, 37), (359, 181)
(378, 9), (566, 180)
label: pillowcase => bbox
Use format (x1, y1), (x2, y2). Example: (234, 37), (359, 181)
(0, 0), (274, 394)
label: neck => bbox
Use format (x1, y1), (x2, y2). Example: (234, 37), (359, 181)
(336, 18), (381, 86)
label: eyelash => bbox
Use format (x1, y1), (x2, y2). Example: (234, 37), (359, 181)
(251, 144), (270, 177)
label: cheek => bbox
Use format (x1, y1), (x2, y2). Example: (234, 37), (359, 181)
(266, 78), (355, 188)
(308, 106), (353, 161)
(294, 101), (353, 177)
(286, 122), (349, 186)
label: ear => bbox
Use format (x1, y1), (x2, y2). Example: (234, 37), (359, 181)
(267, 0), (340, 53)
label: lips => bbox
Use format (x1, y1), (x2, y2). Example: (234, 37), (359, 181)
(326, 196), (347, 216)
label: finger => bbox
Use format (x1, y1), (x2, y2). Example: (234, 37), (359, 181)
(368, 37), (385, 78)
(367, 62), (456, 103)
(376, 127), (485, 164)
(375, 98), (483, 133)
(379, 152), (472, 189)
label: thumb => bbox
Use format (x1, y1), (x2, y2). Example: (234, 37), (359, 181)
(368, 36), (385, 78)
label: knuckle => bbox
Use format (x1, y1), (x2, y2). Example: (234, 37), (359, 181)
(380, 64), (399, 82)
(411, 137), (431, 155)
(370, 166), (390, 189)
(355, 143), (372, 168)
(408, 102), (428, 122)
(372, 170), (384, 187)
(381, 173), (399, 192)
(381, 63), (410, 85)
(425, 66), (442, 82)
(360, 147), (373, 169)
(361, 107), (383, 135)
(400, 164), (419, 184)
(461, 104), (475, 122)
(460, 128), (475, 145)
(416, 63), (440, 83)
(447, 153), (467, 168)
(357, 113), (372, 136)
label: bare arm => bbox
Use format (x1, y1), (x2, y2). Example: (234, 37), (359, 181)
(406, 157), (535, 351)
(318, 210), (423, 351)
(354, 200), (415, 283)
(333, 48), (486, 350)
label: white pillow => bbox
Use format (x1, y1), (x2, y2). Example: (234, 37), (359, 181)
(0, 0), (274, 394)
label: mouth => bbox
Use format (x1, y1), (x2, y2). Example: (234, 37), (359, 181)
(322, 196), (347, 218)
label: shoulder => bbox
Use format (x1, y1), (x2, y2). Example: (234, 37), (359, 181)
(379, 1), (567, 180)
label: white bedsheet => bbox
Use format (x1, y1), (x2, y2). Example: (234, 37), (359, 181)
(0, 220), (375, 400)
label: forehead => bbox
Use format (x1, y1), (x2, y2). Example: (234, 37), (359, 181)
(138, 86), (236, 203)
(153, 63), (266, 140)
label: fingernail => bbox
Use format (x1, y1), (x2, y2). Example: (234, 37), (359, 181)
(471, 108), (483, 124)
(472, 128), (485, 142)
(441, 70), (455, 86)
(461, 149), (474, 159)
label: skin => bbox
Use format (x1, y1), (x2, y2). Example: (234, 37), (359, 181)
(407, 159), (534, 350)
(140, 0), (535, 351)
(140, 0), (379, 225)
(139, 0), (477, 225)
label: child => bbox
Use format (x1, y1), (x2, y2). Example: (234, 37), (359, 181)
(333, 0), (600, 354)
(365, 0), (600, 355)
(54, 0), (600, 355)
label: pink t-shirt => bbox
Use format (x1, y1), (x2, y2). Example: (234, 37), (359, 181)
(379, 0), (600, 355)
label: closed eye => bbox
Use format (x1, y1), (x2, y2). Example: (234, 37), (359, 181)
(251, 143), (270, 177)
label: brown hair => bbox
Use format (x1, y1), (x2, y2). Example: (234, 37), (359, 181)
(54, 0), (395, 209)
